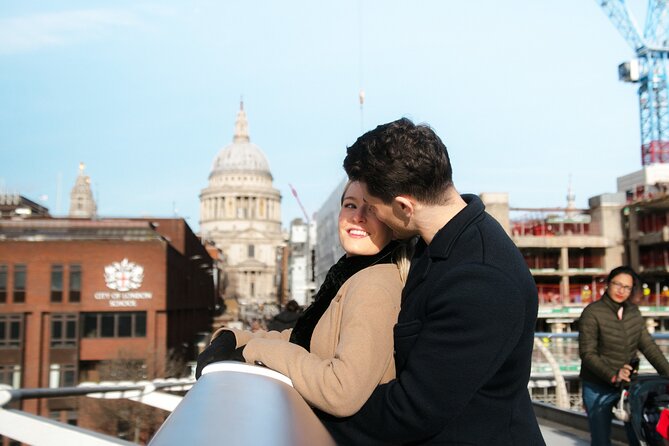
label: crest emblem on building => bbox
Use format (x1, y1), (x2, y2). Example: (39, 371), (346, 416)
(104, 258), (144, 292)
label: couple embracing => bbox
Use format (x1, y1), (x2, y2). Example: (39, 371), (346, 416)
(198, 118), (545, 445)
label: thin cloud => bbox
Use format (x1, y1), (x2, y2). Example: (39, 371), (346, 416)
(0, 9), (144, 54)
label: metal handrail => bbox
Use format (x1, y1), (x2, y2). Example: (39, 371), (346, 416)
(148, 362), (335, 446)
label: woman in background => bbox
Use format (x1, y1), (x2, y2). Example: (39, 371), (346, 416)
(579, 265), (669, 445)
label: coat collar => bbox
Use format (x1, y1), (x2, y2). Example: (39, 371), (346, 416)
(601, 292), (628, 312)
(402, 194), (485, 300)
(426, 194), (485, 259)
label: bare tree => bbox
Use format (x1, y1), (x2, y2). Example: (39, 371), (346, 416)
(79, 347), (189, 444)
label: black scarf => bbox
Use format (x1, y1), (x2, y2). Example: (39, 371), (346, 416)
(289, 240), (399, 351)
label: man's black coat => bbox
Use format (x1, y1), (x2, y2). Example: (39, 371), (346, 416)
(320, 195), (545, 445)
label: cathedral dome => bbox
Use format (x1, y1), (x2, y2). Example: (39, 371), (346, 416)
(210, 103), (271, 177)
(212, 141), (270, 174)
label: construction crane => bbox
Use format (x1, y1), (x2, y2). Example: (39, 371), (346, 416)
(597, 0), (669, 165)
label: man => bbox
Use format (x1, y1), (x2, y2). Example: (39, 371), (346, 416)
(320, 118), (545, 445)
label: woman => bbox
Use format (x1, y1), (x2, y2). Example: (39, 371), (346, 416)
(196, 180), (411, 417)
(579, 266), (669, 446)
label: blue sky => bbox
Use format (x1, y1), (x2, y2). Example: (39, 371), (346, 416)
(0, 1), (647, 231)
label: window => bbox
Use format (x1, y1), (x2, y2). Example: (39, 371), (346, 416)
(0, 265), (6, 303)
(101, 313), (114, 337)
(117, 420), (132, 441)
(51, 265), (63, 302)
(49, 410), (78, 426)
(13, 265), (26, 303)
(81, 312), (147, 338)
(117, 313), (132, 337)
(51, 314), (77, 348)
(83, 314), (97, 338)
(0, 314), (22, 348)
(49, 364), (77, 388)
(0, 364), (21, 387)
(69, 265), (81, 302)
(135, 313), (146, 337)
(66, 410), (77, 426)
(248, 244), (255, 258)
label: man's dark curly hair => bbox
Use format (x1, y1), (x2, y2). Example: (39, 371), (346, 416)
(343, 118), (453, 204)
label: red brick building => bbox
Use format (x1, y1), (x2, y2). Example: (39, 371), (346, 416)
(0, 216), (214, 428)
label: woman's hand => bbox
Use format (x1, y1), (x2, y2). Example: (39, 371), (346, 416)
(615, 364), (634, 383)
(195, 330), (237, 379)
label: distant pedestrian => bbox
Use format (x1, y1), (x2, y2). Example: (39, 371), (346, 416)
(267, 300), (301, 331)
(579, 265), (669, 446)
(249, 318), (264, 332)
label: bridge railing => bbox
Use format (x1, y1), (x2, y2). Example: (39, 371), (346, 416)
(0, 378), (193, 445)
(148, 362), (335, 446)
(0, 363), (335, 446)
(6, 334), (668, 444)
(532, 332), (669, 377)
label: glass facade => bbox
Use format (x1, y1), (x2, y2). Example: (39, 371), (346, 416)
(81, 312), (147, 338)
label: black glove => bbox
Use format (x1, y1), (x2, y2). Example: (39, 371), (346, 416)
(195, 330), (237, 379)
(229, 345), (246, 363)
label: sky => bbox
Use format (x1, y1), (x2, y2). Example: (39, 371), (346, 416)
(0, 0), (650, 231)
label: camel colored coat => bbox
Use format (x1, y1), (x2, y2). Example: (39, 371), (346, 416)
(228, 263), (402, 417)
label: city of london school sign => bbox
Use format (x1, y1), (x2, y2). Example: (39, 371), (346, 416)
(94, 258), (152, 307)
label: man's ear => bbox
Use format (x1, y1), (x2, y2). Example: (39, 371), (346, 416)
(393, 196), (415, 218)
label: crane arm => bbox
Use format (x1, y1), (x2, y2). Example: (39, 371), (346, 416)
(598, 0), (645, 50)
(289, 183), (310, 222)
(644, 0), (669, 48)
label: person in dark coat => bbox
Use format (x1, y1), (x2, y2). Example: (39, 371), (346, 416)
(267, 300), (301, 331)
(579, 265), (669, 446)
(319, 118), (545, 445)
